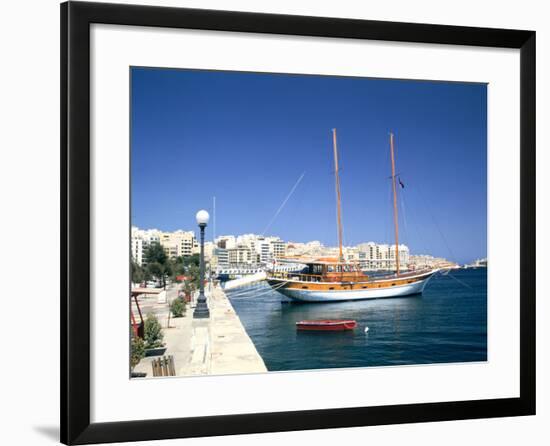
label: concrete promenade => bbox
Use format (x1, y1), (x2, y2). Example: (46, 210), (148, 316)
(133, 285), (267, 377)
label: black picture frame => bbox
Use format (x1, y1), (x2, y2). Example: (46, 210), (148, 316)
(61, 1), (536, 444)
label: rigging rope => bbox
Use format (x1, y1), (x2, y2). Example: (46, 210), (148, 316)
(442, 271), (474, 290)
(225, 278), (288, 295)
(226, 280), (290, 300)
(415, 184), (459, 264)
(262, 172), (306, 236)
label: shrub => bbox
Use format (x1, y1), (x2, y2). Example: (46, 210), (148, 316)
(170, 297), (185, 318)
(130, 333), (145, 370)
(183, 279), (195, 296)
(144, 313), (164, 349)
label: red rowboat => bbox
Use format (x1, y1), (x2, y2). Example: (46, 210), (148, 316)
(296, 319), (357, 331)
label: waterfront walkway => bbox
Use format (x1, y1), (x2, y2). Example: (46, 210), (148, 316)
(133, 285), (267, 377)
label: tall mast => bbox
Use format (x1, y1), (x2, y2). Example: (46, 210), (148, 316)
(332, 129), (344, 262)
(390, 132), (400, 275)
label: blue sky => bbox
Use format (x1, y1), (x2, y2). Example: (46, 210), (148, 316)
(131, 67), (487, 264)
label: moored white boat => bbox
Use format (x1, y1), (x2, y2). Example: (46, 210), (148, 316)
(268, 268), (437, 302)
(266, 129), (438, 303)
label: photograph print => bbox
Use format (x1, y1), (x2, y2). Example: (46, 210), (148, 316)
(130, 67), (487, 378)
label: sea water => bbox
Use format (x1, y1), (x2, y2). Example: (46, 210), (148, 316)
(226, 269), (487, 371)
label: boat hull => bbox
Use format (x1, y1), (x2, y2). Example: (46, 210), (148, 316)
(296, 320), (357, 331)
(267, 271), (436, 302)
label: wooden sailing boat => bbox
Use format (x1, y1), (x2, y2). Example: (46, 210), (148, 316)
(266, 129), (438, 302)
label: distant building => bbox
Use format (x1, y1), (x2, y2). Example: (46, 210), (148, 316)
(131, 237), (144, 266)
(215, 235), (236, 250)
(131, 226), (161, 265)
(409, 254), (458, 270)
(203, 241), (215, 261)
(285, 240), (410, 269)
(285, 240), (324, 257)
(463, 258), (487, 268)
(159, 230), (197, 259)
(215, 233), (288, 266)
(133, 227), (456, 272)
(255, 238), (271, 263)
(343, 247), (359, 262)
(355, 242), (409, 270)
(212, 247), (229, 268)
(271, 239), (286, 259)
(227, 244), (254, 266)
(131, 226), (199, 264)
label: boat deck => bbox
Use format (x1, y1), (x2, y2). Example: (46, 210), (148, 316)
(268, 268), (435, 285)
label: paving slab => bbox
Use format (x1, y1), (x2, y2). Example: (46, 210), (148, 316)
(134, 285), (267, 377)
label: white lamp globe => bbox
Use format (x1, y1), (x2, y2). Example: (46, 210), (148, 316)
(196, 210), (210, 225)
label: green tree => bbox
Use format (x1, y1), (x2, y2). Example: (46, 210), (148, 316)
(182, 279), (196, 299)
(170, 257), (186, 280)
(144, 243), (173, 288)
(146, 261), (172, 288)
(170, 297), (185, 318)
(186, 263), (201, 289)
(166, 255), (199, 279)
(146, 262), (163, 280)
(144, 242), (167, 264)
(144, 313), (164, 349)
(131, 261), (145, 284)
(183, 253), (200, 268)
(130, 332), (145, 370)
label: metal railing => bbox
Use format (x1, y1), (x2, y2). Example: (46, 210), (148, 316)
(268, 271), (324, 282)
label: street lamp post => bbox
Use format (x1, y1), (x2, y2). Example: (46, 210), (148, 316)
(193, 209), (210, 319)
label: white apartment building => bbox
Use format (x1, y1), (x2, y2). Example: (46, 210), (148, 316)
(255, 238), (271, 263)
(131, 226), (199, 264)
(215, 235), (236, 250)
(131, 226), (162, 265)
(131, 237), (144, 265)
(215, 234), (287, 266)
(343, 246), (359, 262)
(356, 242), (410, 270)
(235, 233), (259, 248)
(271, 239), (286, 259)
(212, 247), (229, 268)
(132, 226), (161, 244)
(227, 244), (254, 266)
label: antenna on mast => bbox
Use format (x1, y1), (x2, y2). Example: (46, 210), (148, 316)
(332, 128), (344, 262)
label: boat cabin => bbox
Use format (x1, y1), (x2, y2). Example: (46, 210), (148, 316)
(297, 258), (366, 282)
